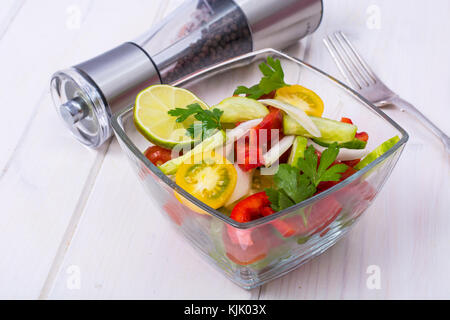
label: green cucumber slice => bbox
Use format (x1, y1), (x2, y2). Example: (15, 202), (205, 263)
(158, 130), (226, 175)
(313, 137), (367, 149)
(283, 115), (357, 142)
(354, 136), (400, 170)
(213, 96), (269, 123)
(288, 136), (308, 168)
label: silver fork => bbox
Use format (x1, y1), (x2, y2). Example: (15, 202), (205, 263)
(323, 31), (450, 154)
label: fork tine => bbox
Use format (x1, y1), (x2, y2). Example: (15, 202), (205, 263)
(333, 32), (373, 87)
(323, 35), (363, 89)
(337, 31), (378, 83)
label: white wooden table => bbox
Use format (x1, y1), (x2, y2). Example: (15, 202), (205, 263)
(1, 0), (449, 300)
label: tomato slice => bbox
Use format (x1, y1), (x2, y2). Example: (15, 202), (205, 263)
(340, 117), (354, 124)
(175, 153), (237, 212)
(230, 191), (271, 223)
(342, 159), (361, 168)
(355, 131), (369, 142)
(224, 231), (268, 265)
(335, 179), (377, 216)
(275, 85), (324, 117)
(261, 196), (343, 237)
(227, 191), (272, 248)
(340, 118), (369, 142)
(229, 192), (298, 240)
(144, 146), (172, 166)
(163, 202), (184, 226)
(236, 108), (283, 171)
(268, 218), (298, 237)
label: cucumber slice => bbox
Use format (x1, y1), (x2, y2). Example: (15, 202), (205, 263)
(354, 136), (400, 170)
(288, 136), (308, 168)
(313, 137), (367, 149)
(159, 130), (226, 175)
(283, 115), (357, 142)
(213, 96), (269, 123)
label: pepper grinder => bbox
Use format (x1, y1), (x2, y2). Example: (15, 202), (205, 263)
(51, 0), (323, 148)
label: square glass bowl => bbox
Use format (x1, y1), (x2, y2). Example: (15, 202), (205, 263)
(111, 49), (408, 289)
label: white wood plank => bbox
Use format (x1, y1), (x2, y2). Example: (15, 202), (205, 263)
(0, 0), (166, 299)
(0, 0), (25, 40)
(260, 0), (450, 299)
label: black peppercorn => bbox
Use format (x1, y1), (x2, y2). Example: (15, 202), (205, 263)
(159, 0), (253, 83)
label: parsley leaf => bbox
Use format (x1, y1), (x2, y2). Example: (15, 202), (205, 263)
(168, 103), (204, 122)
(265, 164), (315, 212)
(233, 57), (288, 99)
(265, 188), (282, 212)
(264, 144), (349, 212)
(297, 143), (349, 187)
(168, 103), (223, 139)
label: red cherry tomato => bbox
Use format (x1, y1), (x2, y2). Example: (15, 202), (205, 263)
(253, 108), (283, 141)
(163, 202), (183, 226)
(342, 159), (361, 168)
(223, 227), (269, 265)
(227, 192), (272, 248)
(340, 117), (354, 124)
(237, 108), (283, 171)
(355, 131), (369, 142)
(258, 90), (276, 100)
(235, 132), (264, 171)
(261, 195), (343, 238)
(144, 146), (172, 166)
(334, 179), (377, 221)
(227, 192), (273, 265)
(340, 118), (369, 142)
(230, 191), (271, 223)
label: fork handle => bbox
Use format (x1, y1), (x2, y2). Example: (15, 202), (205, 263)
(391, 97), (450, 154)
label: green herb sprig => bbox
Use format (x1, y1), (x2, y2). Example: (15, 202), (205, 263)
(265, 143), (348, 212)
(234, 57), (288, 99)
(168, 103), (224, 139)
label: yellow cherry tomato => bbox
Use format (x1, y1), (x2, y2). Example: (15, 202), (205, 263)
(275, 85), (324, 117)
(175, 152), (237, 215)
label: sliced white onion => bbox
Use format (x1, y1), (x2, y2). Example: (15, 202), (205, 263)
(225, 164), (253, 206)
(263, 135), (295, 167)
(225, 118), (263, 143)
(258, 99), (321, 138)
(307, 140), (369, 161)
(217, 118), (263, 158)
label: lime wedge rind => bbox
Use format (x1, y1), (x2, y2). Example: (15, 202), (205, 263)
(133, 85), (208, 148)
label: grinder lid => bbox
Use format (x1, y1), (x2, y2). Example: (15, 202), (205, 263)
(50, 68), (111, 148)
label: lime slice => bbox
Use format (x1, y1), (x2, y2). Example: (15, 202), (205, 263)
(134, 85), (208, 148)
(213, 96), (269, 123)
(354, 136), (400, 170)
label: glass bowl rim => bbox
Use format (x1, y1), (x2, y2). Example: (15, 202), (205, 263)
(111, 48), (409, 230)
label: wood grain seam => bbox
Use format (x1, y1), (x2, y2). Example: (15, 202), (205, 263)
(0, 89), (48, 179)
(0, 0), (27, 42)
(38, 139), (113, 299)
(37, 0), (171, 299)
